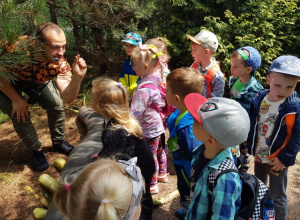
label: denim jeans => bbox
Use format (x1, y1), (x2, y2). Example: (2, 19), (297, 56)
(0, 80), (65, 152)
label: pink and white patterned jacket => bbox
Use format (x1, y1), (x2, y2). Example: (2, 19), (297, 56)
(130, 71), (166, 138)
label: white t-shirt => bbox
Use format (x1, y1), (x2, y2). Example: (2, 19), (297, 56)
(255, 96), (286, 163)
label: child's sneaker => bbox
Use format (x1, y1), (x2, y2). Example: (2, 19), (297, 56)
(32, 150), (50, 171)
(175, 208), (187, 219)
(52, 140), (74, 156)
(157, 173), (168, 182)
(150, 185), (159, 194)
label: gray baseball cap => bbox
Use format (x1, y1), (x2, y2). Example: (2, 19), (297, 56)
(184, 94), (250, 147)
(268, 55), (300, 77)
(187, 30), (219, 52)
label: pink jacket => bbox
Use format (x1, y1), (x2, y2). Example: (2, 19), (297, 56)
(130, 71), (165, 138)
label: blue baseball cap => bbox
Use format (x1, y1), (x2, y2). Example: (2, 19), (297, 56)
(121, 32), (142, 46)
(268, 55), (300, 77)
(236, 46), (261, 73)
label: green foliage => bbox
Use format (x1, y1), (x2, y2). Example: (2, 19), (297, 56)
(203, 0), (300, 87)
(0, 0), (47, 82)
(0, 0), (300, 89)
(0, 110), (10, 123)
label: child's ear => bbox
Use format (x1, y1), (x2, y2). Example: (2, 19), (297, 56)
(266, 74), (271, 85)
(204, 48), (210, 55)
(144, 63), (149, 69)
(175, 94), (181, 102)
(207, 136), (216, 146)
(247, 67), (253, 74)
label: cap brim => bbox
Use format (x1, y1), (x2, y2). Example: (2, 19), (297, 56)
(187, 34), (200, 45)
(121, 40), (138, 46)
(184, 93), (207, 124)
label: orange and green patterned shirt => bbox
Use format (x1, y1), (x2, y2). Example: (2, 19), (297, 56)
(1, 35), (72, 83)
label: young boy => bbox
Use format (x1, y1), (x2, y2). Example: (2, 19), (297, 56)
(187, 30), (225, 98)
(229, 46), (264, 113)
(184, 94), (250, 219)
(119, 32), (142, 96)
(229, 46), (264, 171)
(166, 67), (204, 219)
(245, 55), (300, 220)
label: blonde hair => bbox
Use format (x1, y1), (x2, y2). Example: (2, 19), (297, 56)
(166, 67), (204, 98)
(131, 43), (165, 80)
(91, 77), (143, 138)
(54, 158), (135, 220)
(144, 37), (170, 64)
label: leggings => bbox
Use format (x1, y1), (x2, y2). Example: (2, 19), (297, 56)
(146, 133), (167, 186)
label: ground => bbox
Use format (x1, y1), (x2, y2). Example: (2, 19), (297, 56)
(0, 107), (300, 220)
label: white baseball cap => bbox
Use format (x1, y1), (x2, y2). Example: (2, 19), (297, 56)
(187, 30), (219, 52)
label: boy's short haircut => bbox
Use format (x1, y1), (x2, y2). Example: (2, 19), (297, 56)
(166, 67), (204, 98)
(184, 94), (250, 147)
(187, 30), (218, 52)
(268, 55), (300, 78)
(121, 32), (142, 46)
(232, 46), (261, 73)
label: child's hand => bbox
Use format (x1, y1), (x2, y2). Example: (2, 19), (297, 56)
(91, 153), (98, 159)
(269, 157), (285, 171)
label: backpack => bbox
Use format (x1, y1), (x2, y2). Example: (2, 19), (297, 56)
(140, 82), (176, 128)
(191, 61), (221, 98)
(208, 157), (275, 220)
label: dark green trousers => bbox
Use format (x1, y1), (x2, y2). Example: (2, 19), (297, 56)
(0, 80), (65, 152)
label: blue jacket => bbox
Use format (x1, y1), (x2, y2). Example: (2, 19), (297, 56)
(247, 89), (300, 167)
(119, 56), (140, 96)
(167, 109), (202, 161)
(229, 76), (264, 113)
(186, 145), (242, 220)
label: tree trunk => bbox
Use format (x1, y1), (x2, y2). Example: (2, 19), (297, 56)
(46, 0), (58, 24)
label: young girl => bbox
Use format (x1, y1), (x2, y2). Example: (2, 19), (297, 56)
(144, 37), (171, 83)
(130, 44), (169, 194)
(54, 158), (144, 220)
(90, 77), (155, 219)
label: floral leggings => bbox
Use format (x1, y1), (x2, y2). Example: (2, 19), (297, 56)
(146, 133), (167, 186)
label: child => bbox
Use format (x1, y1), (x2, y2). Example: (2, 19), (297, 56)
(130, 44), (168, 194)
(90, 77), (155, 220)
(229, 46), (264, 171)
(144, 37), (171, 82)
(166, 67), (203, 218)
(184, 94), (250, 219)
(54, 157), (144, 220)
(187, 29), (225, 98)
(245, 55), (300, 220)
(229, 46), (264, 113)
(119, 32), (143, 97)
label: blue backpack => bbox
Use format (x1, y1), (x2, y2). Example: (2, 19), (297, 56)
(208, 157), (275, 220)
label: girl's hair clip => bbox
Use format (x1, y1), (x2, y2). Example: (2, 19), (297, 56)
(152, 51), (163, 59)
(138, 42), (145, 56)
(116, 82), (123, 89)
(101, 199), (108, 204)
(65, 184), (71, 191)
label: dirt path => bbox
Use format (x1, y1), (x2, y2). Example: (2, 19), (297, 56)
(0, 108), (299, 220)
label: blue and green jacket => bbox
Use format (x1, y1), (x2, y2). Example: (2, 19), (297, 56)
(167, 109), (202, 162)
(229, 76), (263, 113)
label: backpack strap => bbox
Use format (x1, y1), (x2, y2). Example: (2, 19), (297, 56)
(191, 61), (220, 98)
(268, 113), (296, 160)
(140, 82), (168, 118)
(207, 158), (238, 220)
(140, 81), (166, 98)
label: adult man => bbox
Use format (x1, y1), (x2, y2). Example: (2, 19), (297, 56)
(0, 22), (87, 171)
